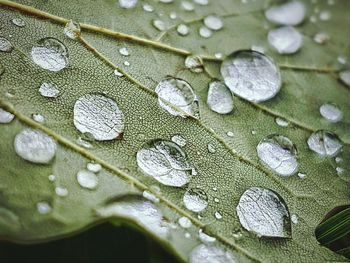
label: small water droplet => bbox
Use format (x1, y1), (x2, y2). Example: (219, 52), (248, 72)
(207, 143), (216, 153)
(336, 166), (344, 175)
(215, 52), (223, 59)
(118, 0), (138, 9)
(55, 186), (68, 197)
(268, 26), (302, 54)
(204, 15), (223, 31)
(185, 56), (203, 73)
(142, 190), (159, 203)
(48, 174), (56, 182)
(152, 19), (167, 31)
(232, 229), (243, 239)
(171, 134), (187, 147)
(319, 10), (331, 21)
(214, 197), (219, 203)
(0, 37), (13, 52)
(73, 94), (124, 141)
(237, 187), (291, 237)
(198, 229), (216, 243)
(297, 172), (306, 179)
(123, 61), (130, 66)
(257, 134), (298, 176)
(275, 117), (289, 127)
(265, 1), (305, 26)
(76, 137), (93, 149)
(190, 244), (235, 263)
(226, 131), (234, 137)
(177, 24), (189, 36)
(119, 47), (130, 56)
(319, 103), (343, 123)
(11, 18), (26, 27)
(0, 108), (14, 124)
(185, 232), (191, 238)
(169, 11), (177, 19)
(313, 32), (330, 44)
(291, 214), (298, 224)
(87, 162), (102, 173)
(64, 20), (81, 39)
(114, 69), (124, 77)
(183, 188), (208, 212)
(199, 26), (212, 38)
(181, 1), (194, 11)
(178, 216), (192, 228)
(37, 202), (51, 214)
(207, 81), (234, 114)
(214, 211), (223, 220)
(221, 50), (281, 102)
(142, 3), (154, 12)
(39, 82), (60, 98)
(32, 113), (45, 123)
(307, 130), (342, 157)
(339, 70), (350, 87)
(335, 156), (343, 163)
(136, 140), (192, 187)
(160, 0), (173, 3)
(337, 55), (347, 65)
(14, 129), (57, 164)
(76, 169), (98, 189)
(31, 37), (68, 72)
(194, 0), (209, 5)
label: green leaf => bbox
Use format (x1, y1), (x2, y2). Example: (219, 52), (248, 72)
(0, 0), (349, 262)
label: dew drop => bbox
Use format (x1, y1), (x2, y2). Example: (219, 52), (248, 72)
(319, 103), (343, 123)
(87, 162), (102, 173)
(204, 15), (223, 31)
(31, 37), (68, 72)
(142, 3), (154, 12)
(185, 56), (203, 73)
(199, 26), (212, 38)
(160, 0), (173, 3)
(76, 137), (93, 149)
(190, 244), (235, 263)
(114, 69), (124, 77)
(307, 130), (342, 157)
(76, 169), (98, 189)
(183, 188), (208, 212)
(215, 52), (223, 59)
(48, 174), (56, 182)
(214, 211), (223, 220)
(336, 167), (344, 175)
(335, 156), (343, 163)
(207, 143), (216, 153)
(155, 78), (199, 118)
(136, 140), (192, 187)
(275, 117), (289, 127)
(177, 24), (189, 36)
(313, 32), (330, 44)
(221, 50), (281, 102)
(169, 11), (177, 19)
(73, 94), (124, 141)
(297, 172), (306, 179)
(319, 10), (331, 21)
(11, 18), (26, 27)
(226, 131), (234, 137)
(123, 61), (130, 66)
(119, 47), (130, 56)
(178, 216), (192, 228)
(198, 229), (216, 243)
(118, 0), (138, 9)
(64, 20), (81, 39)
(55, 186), (68, 197)
(14, 129), (57, 164)
(32, 113), (45, 123)
(142, 190), (159, 203)
(152, 19), (166, 31)
(265, 1), (305, 26)
(337, 55), (347, 65)
(268, 26), (302, 54)
(0, 108), (14, 124)
(194, 0), (209, 5)
(207, 81), (234, 114)
(257, 134), (298, 176)
(339, 70), (350, 87)
(251, 45), (265, 53)
(181, 1), (194, 11)
(0, 37), (13, 52)
(39, 82), (60, 98)
(37, 202), (51, 214)
(291, 214), (298, 224)
(237, 187), (291, 237)
(171, 134), (187, 147)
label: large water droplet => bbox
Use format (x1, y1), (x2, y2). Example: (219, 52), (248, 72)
(257, 134), (298, 176)
(221, 50), (281, 102)
(155, 78), (199, 118)
(204, 15), (223, 31)
(73, 94), (124, 141)
(185, 56), (203, 73)
(265, 1), (305, 26)
(39, 82), (60, 98)
(319, 103), (343, 123)
(183, 188), (208, 212)
(14, 129), (57, 164)
(76, 169), (98, 189)
(190, 244), (235, 263)
(307, 130), (342, 157)
(31, 37), (68, 72)
(236, 187), (291, 237)
(268, 26), (302, 54)
(207, 81), (234, 114)
(119, 0), (138, 9)
(136, 140), (192, 187)
(0, 108), (15, 124)
(12, 18), (26, 27)
(0, 37), (13, 52)
(64, 20), (81, 39)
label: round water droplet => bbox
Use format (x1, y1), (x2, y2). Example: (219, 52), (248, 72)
(76, 137), (93, 149)
(0, 37), (13, 52)
(313, 32), (330, 44)
(155, 78), (199, 118)
(55, 186), (68, 197)
(335, 156), (343, 163)
(119, 47), (130, 56)
(39, 82), (60, 98)
(207, 81), (234, 114)
(119, 0), (138, 9)
(291, 214), (298, 224)
(169, 11), (177, 19)
(319, 10), (331, 21)
(31, 37), (68, 72)
(190, 244), (235, 263)
(207, 143), (216, 153)
(171, 134), (187, 147)
(336, 167), (344, 175)
(32, 113), (45, 123)
(37, 202), (51, 214)
(153, 19), (166, 31)
(177, 24), (189, 36)
(114, 69), (124, 77)
(185, 56), (203, 73)
(198, 229), (216, 243)
(194, 0), (208, 5)
(142, 3), (154, 12)
(204, 15), (223, 31)
(199, 26), (212, 38)
(215, 52), (223, 59)
(181, 1), (194, 11)
(214, 211), (223, 220)
(307, 130), (342, 157)
(257, 134), (298, 176)
(14, 129), (57, 164)
(77, 169), (98, 189)
(87, 162), (102, 173)
(0, 108), (15, 124)
(221, 50), (281, 102)
(275, 117), (289, 127)
(268, 26), (302, 54)
(297, 172), (306, 179)
(178, 216), (192, 228)
(64, 20), (81, 39)
(124, 60), (130, 66)
(339, 70), (350, 87)
(226, 131), (234, 137)
(237, 187), (291, 237)
(73, 94), (124, 141)
(142, 190), (159, 203)
(136, 140), (192, 187)
(48, 174), (56, 182)
(319, 103), (343, 123)
(183, 188), (208, 212)
(160, 0), (173, 3)
(265, 1), (305, 26)
(12, 18), (26, 27)
(337, 55), (346, 65)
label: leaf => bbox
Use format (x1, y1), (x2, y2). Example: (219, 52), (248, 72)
(0, 0), (349, 262)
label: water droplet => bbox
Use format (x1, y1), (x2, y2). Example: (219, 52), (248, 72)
(73, 94), (124, 141)
(297, 172), (306, 179)
(184, 56), (203, 73)
(48, 174), (56, 182)
(251, 45), (265, 53)
(14, 129), (57, 164)
(319, 103), (343, 123)
(237, 187), (291, 237)
(214, 211), (223, 220)
(221, 50), (281, 102)
(275, 117), (289, 127)
(319, 10), (331, 21)
(152, 19), (166, 31)
(268, 26), (302, 54)
(87, 162), (102, 173)
(207, 143), (216, 153)
(136, 140), (192, 187)
(37, 202), (51, 214)
(265, 1), (305, 26)
(194, 0), (209, 5)
(198, 229), (216, 243)
(76, 137), (93, 149)
(119, 47), (130, 56)
(155, 78), (199, 118)
(31, 37), (68, 72)
(207, 81), (234, 114)
(32, 113), (45, 123)
(39, 82), (60, 98)
(55, 186), (68, 197)
(190, 244), (235, 263)
(169, 11), (177, 19)
(185, 232), (191, 238)
(118, 0), (138, 9)
(204, 15), (223, 31)
(183, 188), (208, 212)
(257, 134), (298, 176)
(0, 108), (14, 124)
(178, 216), (192, 228)
(336, 167), (344, 175)
(339, 70), (350, 87)
(313, 32), (330, 44)
(181, 1), (194, 11)
(114, 69), (124, 77)
(142, 190), (159, 203)
(0, 37), (13, 52)
(307, 130), (342, 157)
(171, 134), (187, 147)
(76, 169), (98, 189)
(142, 3), (154, 12)
(226, 131), (234, 137)
(160, 0), (173, 3)
(291, 214), (298, 224)
(232, 229), (242, 239)
(215, 52), (223, 59)
(177, 24), (189, 36)
(199, 26), (212, 38)
(335, 156), (343, 163)
(64, 20), (81, 39)
(11, 18), (26, 27)
(123, 60), (130, 66)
